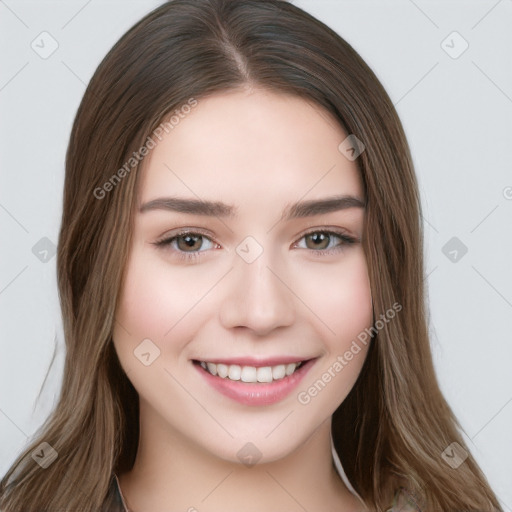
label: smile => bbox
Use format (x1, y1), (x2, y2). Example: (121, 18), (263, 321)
(193, 358), (316, 406)
(199, 361), (303, 383)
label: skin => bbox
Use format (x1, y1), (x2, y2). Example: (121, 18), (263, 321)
(113, 87), (373, 512)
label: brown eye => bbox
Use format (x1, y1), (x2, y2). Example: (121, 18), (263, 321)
(304, 232), (331, 250)
(176, 234), (204, 252)
(295, 229), (357, 255)
(153, 231), (216, 261)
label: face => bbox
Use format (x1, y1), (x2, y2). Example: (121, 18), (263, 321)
(113, 88), (373, 464)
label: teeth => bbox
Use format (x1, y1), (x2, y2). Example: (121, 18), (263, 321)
(199, 361), (303, 382)
(241, 366), (257, 382)
(285, 363), (297, 376)
(256, 367), (273, 383)
(228, 365), (241, 381)
(272, 365), (286, 380)
(216, 363), (228, 378)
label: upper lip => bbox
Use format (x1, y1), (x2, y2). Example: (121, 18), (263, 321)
(193, 356), (314, 367)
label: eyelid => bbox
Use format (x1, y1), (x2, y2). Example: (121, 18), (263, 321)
(297, 226), (358, 242)
(153, 227), (217, 245)
(152, 226), (358, 262)
(153, 228), (219, 253)
(154, 226), (357, 244)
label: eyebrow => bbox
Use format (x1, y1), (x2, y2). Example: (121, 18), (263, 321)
(139, 194), (365, 220)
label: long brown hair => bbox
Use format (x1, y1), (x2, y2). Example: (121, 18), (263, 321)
(0, 1), (502, 510)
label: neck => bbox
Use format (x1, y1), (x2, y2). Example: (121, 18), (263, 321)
(117, 402), (365, 511)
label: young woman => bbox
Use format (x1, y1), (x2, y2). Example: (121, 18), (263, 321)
(0, 0), (503, 510)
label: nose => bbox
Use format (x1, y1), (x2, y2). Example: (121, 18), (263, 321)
(218, 246), (295, 336)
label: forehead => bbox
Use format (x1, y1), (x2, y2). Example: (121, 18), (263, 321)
(137, 88), (363, 209)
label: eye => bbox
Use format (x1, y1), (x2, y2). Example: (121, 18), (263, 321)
(152, 227), (358, 263)
(153, 230), (217, 262)
(294, 229), (357, 255)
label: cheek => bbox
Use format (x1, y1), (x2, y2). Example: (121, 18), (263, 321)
(113, 248), (222, 377)
(113, 248), (186, 367)
(297, 247), (373, 346)
(115, 264), (170, 342)
(115, 247), (201, 340)
(293, 250), (373, 412)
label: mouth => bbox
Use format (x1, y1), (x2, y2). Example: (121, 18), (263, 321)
(196, 360), (305, 383)
(192, 357), (316, 405)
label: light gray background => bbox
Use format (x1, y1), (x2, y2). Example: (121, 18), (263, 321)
(1, 0), (511, 508)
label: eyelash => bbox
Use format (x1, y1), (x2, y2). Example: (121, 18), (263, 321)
(153, 228), (357, 263)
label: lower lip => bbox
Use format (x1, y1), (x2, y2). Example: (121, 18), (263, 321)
(194, 359), (316, 406)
